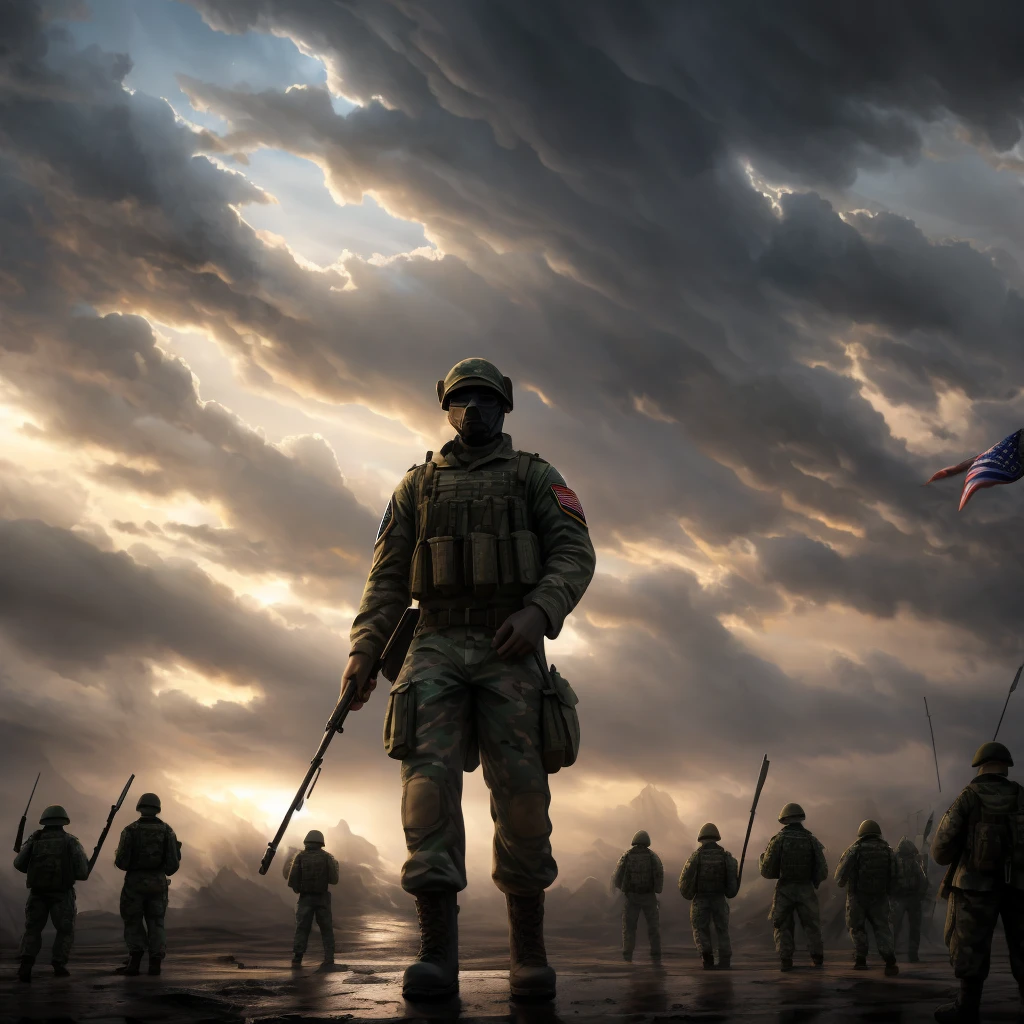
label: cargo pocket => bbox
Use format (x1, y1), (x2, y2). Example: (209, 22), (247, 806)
(513, 530), (542, 585)
(383, 679), (416, 760)
(539, 663), (581, 773)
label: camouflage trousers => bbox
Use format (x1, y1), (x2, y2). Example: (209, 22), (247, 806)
(690, 893), (731, 957)
(293, 893), (335, 960)
(846, 893), (894, 959)
(19, 889), (76, 964)
(390, 627), (555, 896)
(945, 886), (1024, 983)
(623, 893), (660, 958)
(890, 895), (923, 957)
(770, 882), (823, 960)
(120, 872), (169, 956)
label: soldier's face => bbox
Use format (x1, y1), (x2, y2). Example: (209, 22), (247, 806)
(447, 386), (505, 445)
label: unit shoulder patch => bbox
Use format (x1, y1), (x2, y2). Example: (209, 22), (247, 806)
(376, 497), (395, 543)
(551, 483), (587, 526)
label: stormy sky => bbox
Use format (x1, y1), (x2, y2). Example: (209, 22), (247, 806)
(3, 0), (1024, 913)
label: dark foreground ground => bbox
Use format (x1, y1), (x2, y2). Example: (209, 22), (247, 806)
(3, 916), (1023, 1024)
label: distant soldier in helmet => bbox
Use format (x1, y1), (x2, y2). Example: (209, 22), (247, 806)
(890, 835), (929, 963)
(286, 829), (340, 968)
(931, 741), (1024, 1024)
(343, 359), (595, 1000)
(612, 831), (664, 963)
(678, 823), (740, 969)
(758, 802), (828, 971)
(113, 793), (181, 976)
(14, 804), (90, 982)
(834, 820), (899, 975)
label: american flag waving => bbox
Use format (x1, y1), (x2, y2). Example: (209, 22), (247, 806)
(927, 428), (1024, 511)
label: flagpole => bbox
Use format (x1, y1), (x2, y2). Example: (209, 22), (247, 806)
(994, 663), (1024, 742)
(924, 696), (941, 793)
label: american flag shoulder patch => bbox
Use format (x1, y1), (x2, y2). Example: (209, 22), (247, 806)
(551, 483), (587, 526)
(376, 498), (395, 543)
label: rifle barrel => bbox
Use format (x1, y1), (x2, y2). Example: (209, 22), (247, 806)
(737, 755), (770, 885)
(924, 696), (941, 792)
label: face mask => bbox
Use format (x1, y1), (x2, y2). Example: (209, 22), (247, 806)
(447, 389), (505, 446)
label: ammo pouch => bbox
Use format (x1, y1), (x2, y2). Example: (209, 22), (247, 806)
(538, 659), (580, 774)
(971, 811), (1009, 874)
(384, 679), (416, 761)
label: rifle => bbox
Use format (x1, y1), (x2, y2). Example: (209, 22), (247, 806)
(737, 754), (770, 886)
(994, 663), (1023, 741)
(924, 696), (941, 792)
(259, 607), (419, 876)
(13, 772), (41, 853)
(88, 775), (135, 875)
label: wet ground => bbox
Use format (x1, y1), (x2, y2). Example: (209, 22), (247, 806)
(4, 940), (1024, 1023)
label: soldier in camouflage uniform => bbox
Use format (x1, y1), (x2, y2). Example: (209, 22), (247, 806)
(834, 820), (899, 975)
(678, 823), (739, 969)
(931, 741), (1024, 1024)
(14, 804), (90, 982)
(343, 359), (595, 1001)
(759, 802), (827, 971)
(113, 793), (181, 976)
(286, 829), (340, 968)
(891, 835), (929, 963)
(612, 830), (664, 963)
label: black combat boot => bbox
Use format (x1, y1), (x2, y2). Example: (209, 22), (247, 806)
(147, 954), (162, 976)
(718, 956), (731, 970)
(403, 892), (459, 1000)
(934, 979), (983, 1023)
(811, 955), (824, 968)
(52, 962), (70, 977)
(17, 957), (32, 983)
(908, 953), (920, 963)
(702, 952), (715, 970)
(290, 955), (303, 969)
(780, 958), (794, 972)
(854, 955), (867, 969)
(507, 892), (556, 1000)
(116, 951), (143, 976)
(884, 957), (899, 977)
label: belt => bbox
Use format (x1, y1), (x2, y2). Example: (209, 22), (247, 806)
(418, 607), (519, 630)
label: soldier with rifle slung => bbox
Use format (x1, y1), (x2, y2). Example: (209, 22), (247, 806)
(340, 358), (595, 1001)
(14, 804), (90, 982)
(932, 741), (1024, 1024)
(114, 793), (181, 977)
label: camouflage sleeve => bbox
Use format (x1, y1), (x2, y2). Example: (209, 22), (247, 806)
(164, 827), (181, 876)
(759, 835), (780, 879)
(13, 832), (36, 873)
(932, 789), (974, 866)
(525, 462), (596, 639)
(725, 852), (740, 898)
(651, 851), (665, 893)
(327, 853), (340, 886)
(70, 838), (90, 880)
(611, 853), (628, 891)
(286, 852), (303, 892)
(678, 850), (699, 899)
(813, 838), (828, 886)
(349, 468), (419, 660)
(834, 845), (853, 887)
(114, 826), (132, 871)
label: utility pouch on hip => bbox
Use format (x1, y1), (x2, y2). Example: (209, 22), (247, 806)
(538, 660), (580, 773)
(469, 531), (499, 591)
(383, 679), (416, 760)
(428, 535), (458, 591)
(513, 530), (542, 585)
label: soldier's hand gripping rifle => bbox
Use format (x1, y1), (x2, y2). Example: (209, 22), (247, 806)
(88, 774), (135, 875)
(259, 607), (419, 876)
(13, 772), (41, 853)
(737, 754), (770, 886)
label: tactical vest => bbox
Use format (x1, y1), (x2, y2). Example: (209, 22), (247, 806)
(26, 831), (74, 893)
(778, 832), (815, 884)
(622, 848), (655, 894)
(696, 846), (727, 895)
(294, 850), (330, 894)
(128, 819), (170, 871)
(853, 842), (891, 897)
(967, 780), (1024, 876)
(410, 453), (544, 610)
(895, 850), (925, 896)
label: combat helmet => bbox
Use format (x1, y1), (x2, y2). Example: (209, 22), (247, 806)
(631, 829), (651, 847)
(857, 819), (882, 837)
(778, 802), (805, 823)
(972, 741), (1014, 768)
(39, 805), (70, 825)
(304, 830), (325, 847)
(437, 358), (513, 411)
(136, 793), (161, 814)
(896, 836), (918, 855)
(697, 822), (721, 842)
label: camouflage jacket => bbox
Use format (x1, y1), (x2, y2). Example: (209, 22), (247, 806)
(114, 816), (181, 876)
(834, 835), (896, 897)
(678, 841), (740, 900)
(612, 845), (665, 894)
(759, 823), (828, 886)
(350, 433), (595, 660)
(13, 826), (90, 888)
(932, 773), (1024, 892)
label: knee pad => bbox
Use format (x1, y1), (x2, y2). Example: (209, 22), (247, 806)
(402, 776), (442, 829)
(507, 792), (549, 839)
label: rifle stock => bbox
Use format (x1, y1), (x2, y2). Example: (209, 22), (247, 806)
(259, 607), (419, 876)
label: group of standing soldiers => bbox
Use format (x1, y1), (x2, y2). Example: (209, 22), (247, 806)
(13, 793), (180, 982)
